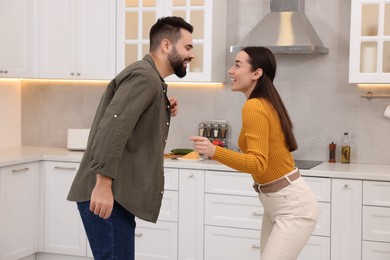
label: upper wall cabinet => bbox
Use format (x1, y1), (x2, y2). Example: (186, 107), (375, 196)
(38, 0), (116, 80)
(349, 0), (390, 83)
(0, 0), (37, 78)
(116, 0), (227, 82)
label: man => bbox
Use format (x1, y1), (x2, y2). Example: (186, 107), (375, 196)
(67, 16), (194, 259)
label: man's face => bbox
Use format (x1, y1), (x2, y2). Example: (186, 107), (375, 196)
(168, 29), (194, 78)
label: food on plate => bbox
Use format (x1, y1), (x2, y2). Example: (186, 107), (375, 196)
(170, 148), (194, 155)
(181, 151), (200, 160)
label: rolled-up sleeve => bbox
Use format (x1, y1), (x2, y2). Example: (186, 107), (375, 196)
(89, 71), (157, 179)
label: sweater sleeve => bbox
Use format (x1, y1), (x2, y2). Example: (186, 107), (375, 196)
(212, 99), (269, 177)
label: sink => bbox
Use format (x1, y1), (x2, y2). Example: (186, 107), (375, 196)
(294, 160), (323, 170)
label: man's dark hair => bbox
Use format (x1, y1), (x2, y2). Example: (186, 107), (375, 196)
(149, 16), (193, 52)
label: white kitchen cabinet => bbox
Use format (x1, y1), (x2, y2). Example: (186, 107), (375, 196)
(0, 162), (39, 260)
(363, 241), (390, 260)
(43, 161), (87, 256)
(38, 0), (116, 80)
(204, 170), (331, 260)
(204, 226), (260, 260)
(298, 236), (330, 260)
(116, 0), (227, 82)
(135, 167), (179, 260)
(362, 180), (390, 260)
(0, 0), (37, 78)
(178, 169), (204, 260)
(349, 0), (390, 83)
(331, 178), (362, 260)
(135, 220), (178, 260)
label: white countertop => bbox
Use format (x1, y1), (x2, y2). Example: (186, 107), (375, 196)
(1, 146), (390, 181)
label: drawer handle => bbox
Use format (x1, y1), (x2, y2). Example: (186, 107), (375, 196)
(344, 184), (349, 189)
(12, 167), (29, 173)
(54, 166), (77, 171)
(135, 233), (143, 237)
(188, 174), (194, 178)
(252, 212), (263, 217)
(252, 244), (260, 249)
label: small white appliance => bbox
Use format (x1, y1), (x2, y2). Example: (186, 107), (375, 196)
(67, 129), (90, 151)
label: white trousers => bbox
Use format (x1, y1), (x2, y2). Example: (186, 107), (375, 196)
(258, 177), (319, 260)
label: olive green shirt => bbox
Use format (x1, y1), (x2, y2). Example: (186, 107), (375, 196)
(67, 55), (171, 222)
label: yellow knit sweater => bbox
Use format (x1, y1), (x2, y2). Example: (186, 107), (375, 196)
(213, 98), (294, 184)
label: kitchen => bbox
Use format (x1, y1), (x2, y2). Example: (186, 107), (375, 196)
(1, 0), (390, 260)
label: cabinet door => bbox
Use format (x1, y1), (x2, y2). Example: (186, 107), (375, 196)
(38, 0), (76, 78)
(0, 0), (37, 78)
(39, 0), (116, 79)
(178, 169), (204, 260)
(331, 179), (362, 260)
(363, 241), (390, 260)
(205, 193), (263, 230)
(363, 206), (390, 243)
(116, 0), (227, 82)
(135, 220), (178, 260)
(75, 0), (116, 80)
(0, 162), (39, 259)
(43, 161), (87, 256)
(204, 226), (260, 260)
(299, 236), (330, 260)
(349, 0), (390, 83)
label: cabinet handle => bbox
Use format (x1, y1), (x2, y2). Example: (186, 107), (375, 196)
(54, 166), (77, 171)
(252, 244), (261, 249)
(4, 70), (8, 74)
(0, 70), (3, 73)
(12, 167), (29, 173)
(77, 73), (81, 76)
(252, 212), (263, 216)
(135, 233), (143, 237)
(70, 72), (75, 76)
(344, 184), (349, 189)
(188, 174), (194, 178)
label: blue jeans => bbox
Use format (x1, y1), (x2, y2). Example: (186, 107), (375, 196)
(77, 201), (136, 260)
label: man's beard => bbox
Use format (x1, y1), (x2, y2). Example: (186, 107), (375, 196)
(168, 46), (188, 78)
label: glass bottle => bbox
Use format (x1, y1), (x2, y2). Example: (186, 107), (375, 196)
(329, 142), (336, 163)
(341, 133), (351, 163)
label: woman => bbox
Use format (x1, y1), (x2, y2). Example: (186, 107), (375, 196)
(190, 47), (319, 260)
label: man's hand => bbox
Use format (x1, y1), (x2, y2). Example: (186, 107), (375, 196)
(89, 173), (114, 219)
(169, 97), (178, 117)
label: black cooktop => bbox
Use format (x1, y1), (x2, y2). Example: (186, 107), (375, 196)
(294, 160), (323, 170)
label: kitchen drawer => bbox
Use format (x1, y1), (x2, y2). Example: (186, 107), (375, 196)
(204, 194), (330, 237)
(299, 235), (330, 260)
(135, 220), (177, 260)
(362, 241), (390, 260)
(363, 181), (390, 207)
(205, 170), (254, 196)
(205, 194), (263, 230)
(363, 206), (390, 243)
(164, 168), (179, 191)
(303, 177), (331, 202)
(315, 202), (331, 237)
(159, 190), (178, 222)
(204, 226), (260, 260)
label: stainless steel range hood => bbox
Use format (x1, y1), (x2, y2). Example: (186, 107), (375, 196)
(230, 0), (329, 54)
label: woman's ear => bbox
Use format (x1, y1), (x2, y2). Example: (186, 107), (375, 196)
(253, 68), (263, 80)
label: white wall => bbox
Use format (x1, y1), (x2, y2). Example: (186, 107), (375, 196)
(0, 80), (21, 148)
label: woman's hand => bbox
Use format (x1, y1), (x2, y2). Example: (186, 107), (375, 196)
(169, 97), (178, 117)
(190, 136), (216, 158)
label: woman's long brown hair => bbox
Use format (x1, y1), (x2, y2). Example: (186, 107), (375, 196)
(244, 46), (298, 152)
